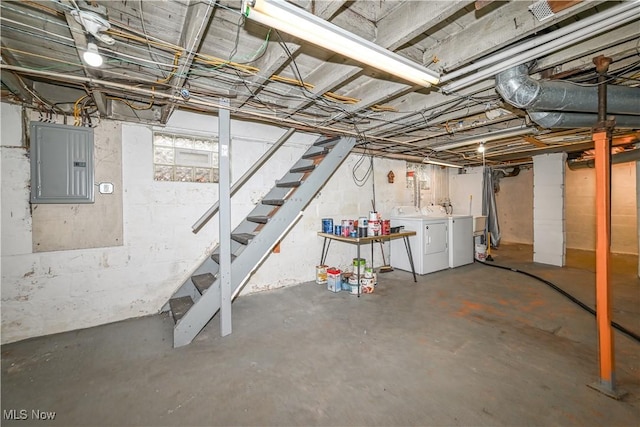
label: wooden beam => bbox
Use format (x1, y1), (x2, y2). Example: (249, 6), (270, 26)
(523, 135), (548, 148)
(475, 0), (496, 11)
(548, 1), (583, 13)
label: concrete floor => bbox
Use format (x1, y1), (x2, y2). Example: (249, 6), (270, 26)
(2, 244), (639, 426)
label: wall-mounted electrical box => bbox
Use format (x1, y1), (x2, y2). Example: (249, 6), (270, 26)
(30, 122), (94, 204)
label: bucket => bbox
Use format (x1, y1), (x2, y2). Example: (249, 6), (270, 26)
(327, 268), (341, 292)
(353, 258), (366, 275)
(322, 218), (333, 233)
(348, 275), (360, 295)
(369, 211), (378, 222)
(316, 265), (328, 284)
(475, 244), (487, 262)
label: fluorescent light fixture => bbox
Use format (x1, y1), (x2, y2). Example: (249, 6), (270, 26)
(83, 42), (103, 67)
(243, 0), (439, 87)
(423, 157), (464, 168)
(440, 2), (639, 93)
(433, 125), (535, 152)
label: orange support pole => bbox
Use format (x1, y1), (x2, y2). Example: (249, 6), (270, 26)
(592, 129), (616, 393)
(587, 55), (625, 399)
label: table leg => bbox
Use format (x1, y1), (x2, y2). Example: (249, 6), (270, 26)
(371, 240), (374, 270)
(320, 238), (331, 265)
(403, 236), (417, 282)
(357, 241), (361, 298)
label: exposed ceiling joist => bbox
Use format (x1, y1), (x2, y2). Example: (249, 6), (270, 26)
(160, 0), (218, 123)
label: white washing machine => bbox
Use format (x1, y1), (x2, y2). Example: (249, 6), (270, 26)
(390, 216), (449, 275)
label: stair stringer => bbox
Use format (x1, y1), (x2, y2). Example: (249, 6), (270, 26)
(172, 137), (356, 347)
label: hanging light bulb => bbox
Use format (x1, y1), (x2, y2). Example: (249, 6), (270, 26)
(83, 42), (103, 67)
(477, 142), (486, 153)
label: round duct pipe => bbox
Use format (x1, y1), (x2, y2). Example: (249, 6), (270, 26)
(496, 64), (640, 116)
(528, 111), (640, 129)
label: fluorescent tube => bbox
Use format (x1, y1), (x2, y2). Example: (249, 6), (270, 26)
(243, 0), (439, 87)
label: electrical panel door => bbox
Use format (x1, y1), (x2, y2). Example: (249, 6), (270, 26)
(30, 122), (94, 204)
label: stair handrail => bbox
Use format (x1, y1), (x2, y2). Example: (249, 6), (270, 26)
(192, 128), (296, 233)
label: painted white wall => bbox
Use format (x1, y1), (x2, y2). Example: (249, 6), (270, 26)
(1, 104), (414, 343)
(449, 167), (484, 216)
(533, 153), (566, 266)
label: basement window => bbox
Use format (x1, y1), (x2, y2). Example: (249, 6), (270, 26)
(153, 132), (219, 183)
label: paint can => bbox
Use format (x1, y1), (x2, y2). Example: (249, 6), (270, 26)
(316, 265), (328, 284)
(341, 273), (352, 291)
(382, 220), (391, 235)
(348, 274), (360, 295)
(369, 211), (378, 222)
(334, 225), (342, 236)
(360, 277), (375, 294)
(367, 220), (380, 237)
(327, 268), (341, 292)
(353, 258), (366, 276)
(349, 230), (358, 238)
(342, 226), (350, 237)
(322, 218), (333, 233)
(364, 265), (373, 278)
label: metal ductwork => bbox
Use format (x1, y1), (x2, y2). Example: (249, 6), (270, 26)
(568, 148), (640, 170)
(496, 64), (640, 128)
(528, 111), (640, 129)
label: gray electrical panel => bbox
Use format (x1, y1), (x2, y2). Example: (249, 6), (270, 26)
(30, 122), (94, 204)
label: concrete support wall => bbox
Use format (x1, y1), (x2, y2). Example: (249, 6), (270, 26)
(1, 104), (415, 344)
(495, 168), (534, 244)
(533, 153), (566, 266)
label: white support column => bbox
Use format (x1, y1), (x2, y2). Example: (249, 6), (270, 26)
(219, 98), (232, 337)
(533, 153), (567, 266)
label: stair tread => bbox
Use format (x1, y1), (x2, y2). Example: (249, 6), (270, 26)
(169, 296), (193, 323)
(262, 199), (285, 206)
(313, 136), (340, 147)
(301, 149), (329, 159)
(290, 164), (316, 173)
(231, 232), (256, 245)
(192, 273), (216, 294)
(247, 215), (270, 224)
(211, 253), (237, 264)
(276, 180), (302, 188)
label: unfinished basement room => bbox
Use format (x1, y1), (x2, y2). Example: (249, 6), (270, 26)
(1, 0), (639, 426)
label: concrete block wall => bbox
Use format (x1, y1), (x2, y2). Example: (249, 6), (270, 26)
(533, 153), (566, 266)
(1, 104), (414, 344)
(565, 161), (638, 254)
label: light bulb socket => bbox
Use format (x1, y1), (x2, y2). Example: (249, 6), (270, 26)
(83, 42), (103, 67)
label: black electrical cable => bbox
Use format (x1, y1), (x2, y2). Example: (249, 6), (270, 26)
(477, 260), (640, 344)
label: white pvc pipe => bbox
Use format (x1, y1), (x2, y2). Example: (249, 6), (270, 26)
(442, 4), (640, 93)
(440, 1), (638, 82)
